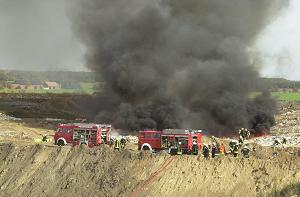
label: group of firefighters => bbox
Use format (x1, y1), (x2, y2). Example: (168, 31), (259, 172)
(199, 128), (252, 158)
(112, 136), (127, 150)
(111, 128), (253, 157)
(110, 128), (288, 157)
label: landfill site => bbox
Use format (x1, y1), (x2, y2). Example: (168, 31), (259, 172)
(1, 0), (300, 197)
(0, 94), (299, 197)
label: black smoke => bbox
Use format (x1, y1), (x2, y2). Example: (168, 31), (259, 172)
(67, 0), (287, 135)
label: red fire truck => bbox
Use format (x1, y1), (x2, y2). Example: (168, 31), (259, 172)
(54, 123), (111, 147)
(138, 129), (202, 155)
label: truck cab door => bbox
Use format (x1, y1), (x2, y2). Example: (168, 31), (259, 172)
(187, 135), (192, 151)
(197, 134), (202, 150)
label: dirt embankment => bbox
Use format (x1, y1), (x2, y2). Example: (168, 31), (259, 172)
(143, 152), (300, 197)
(0, 143), (170, 197)
(0, 143), (299, 197)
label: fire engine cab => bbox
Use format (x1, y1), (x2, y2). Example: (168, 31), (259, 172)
(54, 123), (111, 147)
(138, 129), (202, 155)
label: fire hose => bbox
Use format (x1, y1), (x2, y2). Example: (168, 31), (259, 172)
(128, 156), (177, 197)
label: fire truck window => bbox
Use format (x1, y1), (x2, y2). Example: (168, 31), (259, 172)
(153, 133), (160, 139)
(145, 133), (151, 139)
(183, 139), (188, 145)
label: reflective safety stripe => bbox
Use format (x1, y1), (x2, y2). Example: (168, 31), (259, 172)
(114, 140), (120, 149)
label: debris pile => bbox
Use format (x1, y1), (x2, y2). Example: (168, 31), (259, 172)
(253, 135), (300, 148)
(0, 130), (15, 137)
(126, 136), (138, 144)
(0, 113), (21, 121)
(271, 103), (300, 135)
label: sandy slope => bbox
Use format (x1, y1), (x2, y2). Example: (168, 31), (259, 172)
(0, 143), (299, 197)
(0, 143), (171, 197)
(143, 153), (300, 197)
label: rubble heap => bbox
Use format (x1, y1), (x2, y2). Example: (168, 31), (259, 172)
(0, 113), (21, 121)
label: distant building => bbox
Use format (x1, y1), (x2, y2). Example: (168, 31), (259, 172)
(9, 80), (61, 90)
(10, 80), (29, 89)
(43, 81), (61, 89)
(27, 82), (43, 90)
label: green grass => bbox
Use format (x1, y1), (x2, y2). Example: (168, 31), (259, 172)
(0, 87), (96, 94)
(271, 92), (300, 101)
(79, 82), (96, 94)
(0, 87), (299, 101)
(249, 92), (300, 101)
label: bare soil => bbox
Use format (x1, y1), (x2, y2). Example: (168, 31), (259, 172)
(0, 143), (299, 197)
(0, 94), (299, 197)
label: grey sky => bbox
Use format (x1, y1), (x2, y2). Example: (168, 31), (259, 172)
(0, 0), (85, 71)
(257, 0), (300, 80)
(0, 0), (299, 80)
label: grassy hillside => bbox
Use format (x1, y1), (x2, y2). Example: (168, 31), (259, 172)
(0, 70), (98, 89)
(271, 92), (300, 101)
(0, 70), (100, 94)
(261, 77), (300, 90)
(1, 70), (300, 99)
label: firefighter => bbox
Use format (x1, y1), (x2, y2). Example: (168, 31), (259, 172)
(229, 140), (239, 157)
(245, 129), (250, 139)
(220, 143), (225, 156)
(233, 144), (239, 157)
(229, 140), (237, 151)
(202, 144), (209, 158)
(211, 142), (217, 158)
(114, 138), (120, 150)
(211, 136), (220, 150)
(42, 134), (47, 142)
(192, 139), (198, 155)
(177, 141), (183, 155)
(211, 136), (216, 144)
(239, 128), (250, 140)
(110, 137), (115, 147)
(282, 137), (287, 145)
(241, 145), (250, 158)
(120, 136), (126, 149)
(163, 138), (168, 148)
(238, 136), (244, 147)
(274, 138), (281, 146)
(238, 128), (244, 138)
(101, 133), (106, 143)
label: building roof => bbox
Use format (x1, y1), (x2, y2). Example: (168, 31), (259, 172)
(13, 80), (28, 85)
(31, 81), (42, 85)
(44, 81), (60, 87)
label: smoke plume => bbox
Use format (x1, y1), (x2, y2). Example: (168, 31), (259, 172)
(68, 0), (287, 135)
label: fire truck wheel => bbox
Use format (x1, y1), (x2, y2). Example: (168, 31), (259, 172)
(141, 144), (152, 151)
(57, 140), (65, 146)
(142, 146), (150, 151)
